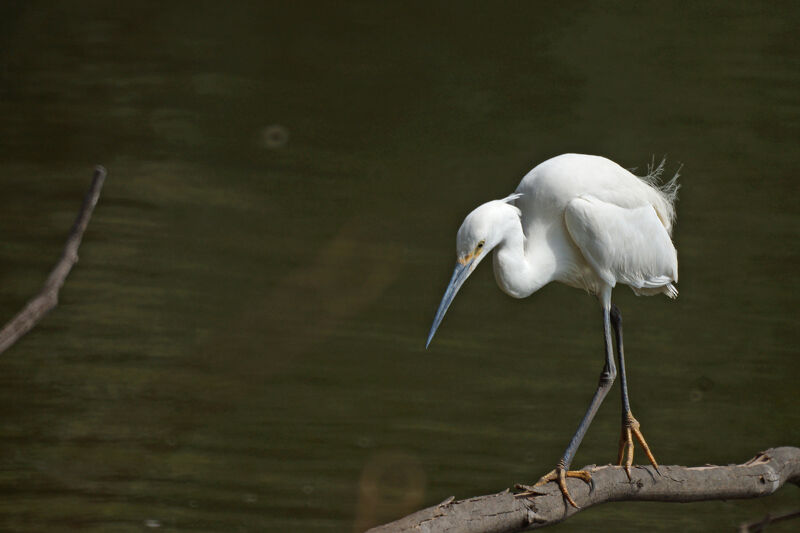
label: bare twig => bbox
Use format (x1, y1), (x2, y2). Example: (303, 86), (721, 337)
(0, 166), (106, 354)
(739, 508), (800, 533)
(367, 447), (800, 532)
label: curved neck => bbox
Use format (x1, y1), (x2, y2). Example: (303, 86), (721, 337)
(492, 220), (557, 298)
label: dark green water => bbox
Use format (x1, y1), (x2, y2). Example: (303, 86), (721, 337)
(0, 2), (798, 531)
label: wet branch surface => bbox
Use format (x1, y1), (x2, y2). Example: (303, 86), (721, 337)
(0, 166), (106, 355)
(367, 447), (800, 532)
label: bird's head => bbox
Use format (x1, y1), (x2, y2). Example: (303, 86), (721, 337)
(426, 193), (522, 348)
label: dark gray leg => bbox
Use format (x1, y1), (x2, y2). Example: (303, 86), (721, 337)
(531, 306), (617, 507)
(559, 306), (617, 468)
(610, 305), (631, 414)
(610, 304), (659, 477)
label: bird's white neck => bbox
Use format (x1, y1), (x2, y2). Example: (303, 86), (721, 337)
(492, 218), (557, 299)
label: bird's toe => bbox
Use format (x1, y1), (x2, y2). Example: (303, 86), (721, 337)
(517, 466), (591, 508)
(617, 412), (659, 477)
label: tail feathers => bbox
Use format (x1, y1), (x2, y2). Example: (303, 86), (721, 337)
(640, 156), (681, 235)
(630, 282), (678, 298)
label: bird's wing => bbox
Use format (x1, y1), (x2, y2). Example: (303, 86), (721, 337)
(564, 195), (678, 290)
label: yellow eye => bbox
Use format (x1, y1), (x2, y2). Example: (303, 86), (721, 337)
(477, 240), (485, 250)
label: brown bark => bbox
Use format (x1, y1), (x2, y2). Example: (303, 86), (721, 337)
(0, 166), (106, 354)
(368, 447), (800, 532)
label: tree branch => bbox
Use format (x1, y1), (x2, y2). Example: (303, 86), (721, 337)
(367, 447), (800, 532)
(739, 508), (800, 533)
(0, 166), (106, 355)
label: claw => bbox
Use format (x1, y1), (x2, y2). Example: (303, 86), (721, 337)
(617, 426), (633, 479)
(617, 412), (659, 478)
(523, 467), (591, 508)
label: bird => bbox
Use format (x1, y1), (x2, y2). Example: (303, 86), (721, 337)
(426, 153), (679, 507)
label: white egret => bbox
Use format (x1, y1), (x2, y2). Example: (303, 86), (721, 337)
(426, 153), (679, 507)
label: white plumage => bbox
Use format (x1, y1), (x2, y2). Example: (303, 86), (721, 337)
(564, 196), (678, 297)
(509, 153), (678, 302)
(427, 152), (680, 507)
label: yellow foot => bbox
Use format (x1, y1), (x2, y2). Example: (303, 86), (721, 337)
(517, 466), (591, 508)
(617, 411), (659, 479)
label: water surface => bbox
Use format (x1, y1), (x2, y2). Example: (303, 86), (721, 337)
(0, 2), (798, 531)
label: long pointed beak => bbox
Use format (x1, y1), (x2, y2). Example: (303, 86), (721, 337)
(426, 259), (475, 348)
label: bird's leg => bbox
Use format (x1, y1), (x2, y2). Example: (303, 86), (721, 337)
(610, 304), (659, 479)
(528, 305), (617, 508)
